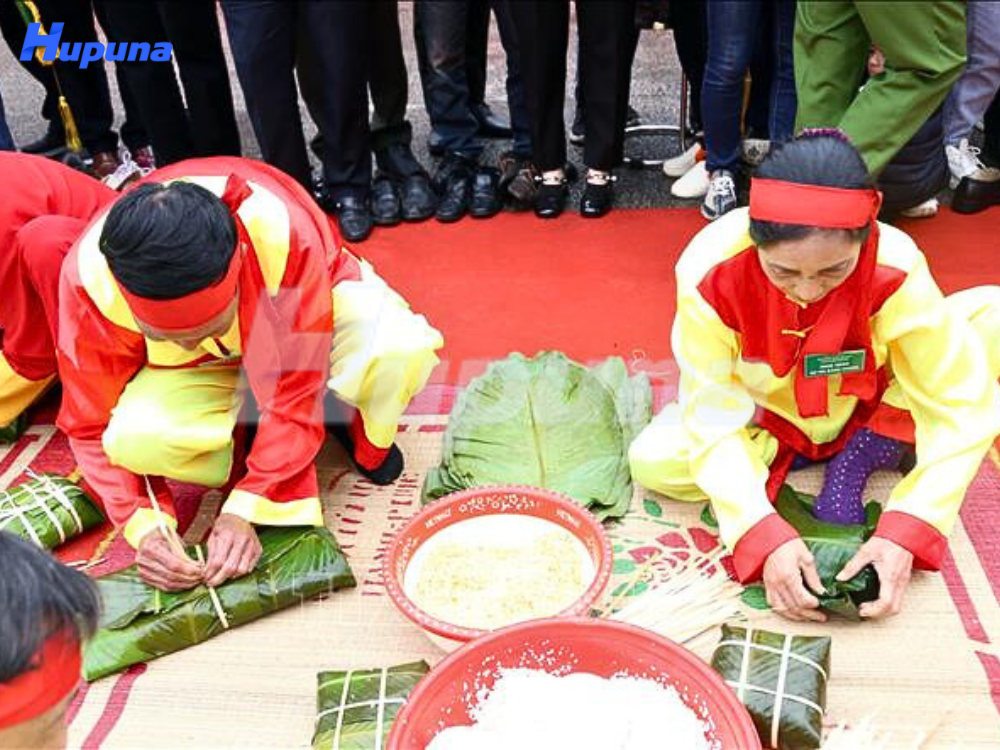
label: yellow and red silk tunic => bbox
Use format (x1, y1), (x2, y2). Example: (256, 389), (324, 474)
(673, 209), (1000, 579)
(56, 157), (361, 545)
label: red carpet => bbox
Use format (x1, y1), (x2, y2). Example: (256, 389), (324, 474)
(360, 206), (1000, 385)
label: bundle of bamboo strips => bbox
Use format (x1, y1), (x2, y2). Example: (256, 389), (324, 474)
(599, 537), (745, 645)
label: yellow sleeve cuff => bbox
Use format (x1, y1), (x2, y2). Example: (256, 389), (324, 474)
(221, 490), (324, 527)
(123, 507), (178, 549)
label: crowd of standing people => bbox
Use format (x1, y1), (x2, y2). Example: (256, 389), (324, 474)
(0, 0), (998, 242)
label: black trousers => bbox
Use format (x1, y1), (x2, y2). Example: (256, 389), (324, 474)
(985, 90), (1000, 166)
(221, 0), (370, 198)
(97, 0), (240, 164)
(511, 0), (636, 171)
(0, 0), (146, 153)
(670, 0), (707, 134)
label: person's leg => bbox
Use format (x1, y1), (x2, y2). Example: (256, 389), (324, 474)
(985, 89), (1000, 165)
(103, 366), (243, 488)
(300, 1), (371, 201)
(577, 0), (636, 172)
(942, 0), (1000, 147)
(843, 1), (967, 175)
(492, 0), (531, 159)
(793, 1), (868, 132)
(745, 10), (773, 140)
(670, 0), (708, 134)
(465, 0), (490, 108)
(369, 0), (411, 154)
(157, 0), (242, 157)
(95, 0), (194, 166)
(221, 1), (310, 187)
(702, 0), (763, 175)
(509, 0), (570, 172)
(0, 87), (13, 151)
(768, 0), (798, 143)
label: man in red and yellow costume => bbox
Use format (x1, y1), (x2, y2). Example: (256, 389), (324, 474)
(57, 157), (442, 591)
(630, 132), (1000, 621)
(0, 153), (115, 440)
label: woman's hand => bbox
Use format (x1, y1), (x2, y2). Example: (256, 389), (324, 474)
(837, 537), (914, 619)
(137, 529), (204, 591)
(763, 538), (827, 623)
(204, 513), (262, 587)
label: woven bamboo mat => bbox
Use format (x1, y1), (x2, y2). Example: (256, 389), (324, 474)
(49, 415), (1000, 748)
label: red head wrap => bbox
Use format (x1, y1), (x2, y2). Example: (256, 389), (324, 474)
(0, 632), (81, 730)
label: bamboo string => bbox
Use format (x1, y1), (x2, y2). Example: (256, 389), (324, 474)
(193, 545), (230, 630)
(144, 475), (187, 559)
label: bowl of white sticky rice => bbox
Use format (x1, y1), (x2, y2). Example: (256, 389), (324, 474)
(383, 486), (612, 651)
(386, 617), (761, 750)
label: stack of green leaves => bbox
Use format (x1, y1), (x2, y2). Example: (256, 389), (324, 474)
(711, 624), (831, 750)
(0, 413), (28, 444)
(0, 473), (104, 549)
(83, 527), (356, 681)
(312, 662), (429, 749)
(776, 487), (881, 620)
(422, 352), (652, 520)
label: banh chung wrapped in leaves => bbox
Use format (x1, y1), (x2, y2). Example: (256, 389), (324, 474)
(0, 472), (104, 549)
(422, 352), (652, 521)
(313, 662), (429, 750)
(84, 526), (355, 681)
(776, 487), (881, 620)
(711, 625), (831, 750)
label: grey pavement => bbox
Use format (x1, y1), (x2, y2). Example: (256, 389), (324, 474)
(0, 5), (691, 209)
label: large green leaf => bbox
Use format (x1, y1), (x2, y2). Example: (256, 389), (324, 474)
(0, 474), (104, 549)
(0, 413), (28, 444)
(422, 352), (652, 520)
(312, 662), (429, 749)
(83, 527), (356, 681)
(775, 487), (881, 620)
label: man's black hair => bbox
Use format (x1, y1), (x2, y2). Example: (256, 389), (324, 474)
(0, 531), (100, 682)
(99, 182), (238, 300)
(749, 129), (875, 248)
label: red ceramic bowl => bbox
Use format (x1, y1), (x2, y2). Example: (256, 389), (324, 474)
(387, 617), (761, 750)
(383, 485), (613, 650)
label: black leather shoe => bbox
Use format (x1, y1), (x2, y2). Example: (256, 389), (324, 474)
(433, 154), (475, 223)
(20, 125), (66, 155)
(474, 102), (512, 139)
(328, 422), (404, 485)
(400, 173), (437, 222)
(470, 167), (502, 218)
(371, 176), (402, 227)
(428, 130), (445, 157)
(534, 180), (568, 219)
(335, 195), (374, 242)
(952, 170), (1000, 214)
(580, 178), (615, 218)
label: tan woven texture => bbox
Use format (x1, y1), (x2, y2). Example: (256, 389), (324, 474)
(65, 415), (999, 749)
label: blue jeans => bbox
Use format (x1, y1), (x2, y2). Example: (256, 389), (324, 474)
(703, 0), (797, 173)
(943, 0), (1000, 146)
(0, 86), (13, 151)
(415, 0), (531, 160)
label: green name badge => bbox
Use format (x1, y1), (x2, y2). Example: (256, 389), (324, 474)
(803, 349), (866, 378)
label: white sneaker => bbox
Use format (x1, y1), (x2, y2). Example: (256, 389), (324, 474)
(671, 161), (709, 199)
(662, 143), (701, 178)
(101, 150), (142, 191)
(742, 138), (771, 167)
(899, 197), (939, 219)
(946, 138), (985, 189)
(701, 169), (738, 220)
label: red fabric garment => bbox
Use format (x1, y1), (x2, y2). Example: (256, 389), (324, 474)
(0, 153), (114, 380)
(56, 157), (356, 531)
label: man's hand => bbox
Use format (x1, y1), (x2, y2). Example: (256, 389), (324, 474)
(837, 537), (913, 619)
(763, 538), (828, 623)
(204, 514), (261, 587)
(136, 529), (204, 591)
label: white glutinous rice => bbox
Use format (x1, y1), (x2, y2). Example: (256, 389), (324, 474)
(404, 515), (594, 630)
(426, 668), (716, 750)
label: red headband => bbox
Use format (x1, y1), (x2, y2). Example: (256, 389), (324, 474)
(750, 178), (881, 229)
(120, 247), (242, 333)
(0, 633), (81, 730)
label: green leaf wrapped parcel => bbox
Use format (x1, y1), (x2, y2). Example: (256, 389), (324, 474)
(422, 351), (653, 521)
(711, 624), (831, 750)
(775, 487), (881, 620)
(313, 662), (429, 749)
(0, 473), (104, 549)
(83, 527), (355, 681)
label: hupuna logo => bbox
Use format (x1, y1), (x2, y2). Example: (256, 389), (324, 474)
(20, 22), (172, 69)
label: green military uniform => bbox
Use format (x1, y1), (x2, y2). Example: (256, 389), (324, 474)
(794, 1), (966, 175)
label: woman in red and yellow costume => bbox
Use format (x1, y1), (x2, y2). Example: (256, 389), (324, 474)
(0, 153), (114, 440)
(630, 132), (1000, 621)
(57, 157), (442, 591)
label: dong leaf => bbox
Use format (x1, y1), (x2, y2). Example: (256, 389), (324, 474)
(422, 352), (652, 520)
(775, 487), (881, 620)
(0, 474), (104, 549)
(84, 527), (355, 681)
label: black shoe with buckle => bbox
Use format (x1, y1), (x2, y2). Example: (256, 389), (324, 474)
(534, 179), (568, 219)
(470, 166), (503, 218)
(580, 174), (616, 218)
(371, 175), (402, 227)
